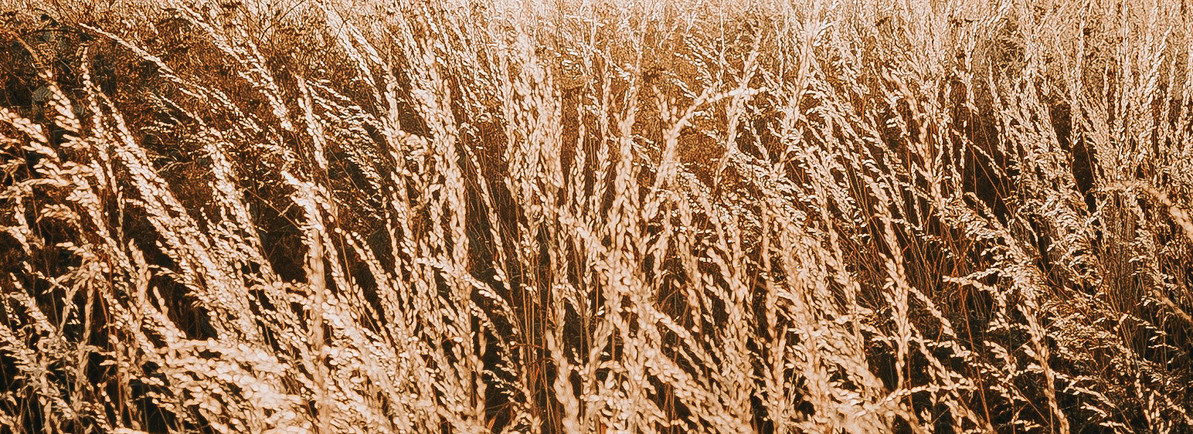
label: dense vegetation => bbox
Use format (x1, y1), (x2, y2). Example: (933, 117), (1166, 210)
(1, 0), (1191, 432)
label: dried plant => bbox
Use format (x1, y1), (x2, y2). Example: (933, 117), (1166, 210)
(0, 0), (1191, 432)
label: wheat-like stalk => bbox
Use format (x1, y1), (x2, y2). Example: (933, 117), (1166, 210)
(0, 0), (1191, 432)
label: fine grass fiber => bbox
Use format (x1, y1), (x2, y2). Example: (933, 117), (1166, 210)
(1, 0), (1192, 432)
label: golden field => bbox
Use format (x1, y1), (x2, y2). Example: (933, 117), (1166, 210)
(0, 0), (1191, 431)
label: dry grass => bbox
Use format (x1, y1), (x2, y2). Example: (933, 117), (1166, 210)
(0, 0), (1191, 432)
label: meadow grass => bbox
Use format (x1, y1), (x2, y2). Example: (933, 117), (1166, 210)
(0, 0), (1191, 432)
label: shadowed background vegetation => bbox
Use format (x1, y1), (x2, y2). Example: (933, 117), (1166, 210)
(1, 0), (1191, 432)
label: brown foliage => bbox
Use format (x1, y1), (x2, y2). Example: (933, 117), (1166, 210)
(0, 0), (1191, 432)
